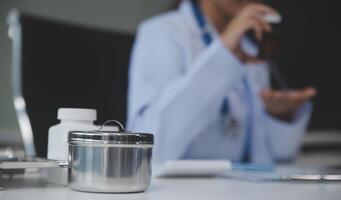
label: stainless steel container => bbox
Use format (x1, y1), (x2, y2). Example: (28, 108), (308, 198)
(68, 121), (154, 193)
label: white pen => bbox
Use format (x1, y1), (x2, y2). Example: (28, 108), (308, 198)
(264, 14), (282, 24)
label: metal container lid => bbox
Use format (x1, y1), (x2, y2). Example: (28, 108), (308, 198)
(68, 120), (154, 145)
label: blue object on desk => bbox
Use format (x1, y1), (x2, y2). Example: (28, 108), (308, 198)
(232, 163), (275, 172)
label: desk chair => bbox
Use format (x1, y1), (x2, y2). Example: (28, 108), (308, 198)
(7, 10), (134, 158)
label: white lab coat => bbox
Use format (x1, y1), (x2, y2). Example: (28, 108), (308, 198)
(127, 0), (311, 164)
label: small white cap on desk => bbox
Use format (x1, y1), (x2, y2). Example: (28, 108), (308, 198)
(264, 14), (282, 24)
(57, 108), (97, 121)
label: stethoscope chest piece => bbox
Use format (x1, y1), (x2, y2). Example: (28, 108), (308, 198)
(223, 115), (243, 137)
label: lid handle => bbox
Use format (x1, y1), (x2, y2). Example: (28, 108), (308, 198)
(98, 120), (125, 132)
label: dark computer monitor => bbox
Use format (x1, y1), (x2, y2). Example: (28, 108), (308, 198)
(8, 10), (134, 158)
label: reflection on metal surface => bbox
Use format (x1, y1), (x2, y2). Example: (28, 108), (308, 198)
(68, 128), (154, 193)
(7, 9), (36, 157)
(69, 145), (152, 193)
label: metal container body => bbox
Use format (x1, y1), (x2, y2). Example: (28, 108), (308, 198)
(69, 143), (153, 193)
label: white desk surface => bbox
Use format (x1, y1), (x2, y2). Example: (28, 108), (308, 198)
(1, 170), (341, 200)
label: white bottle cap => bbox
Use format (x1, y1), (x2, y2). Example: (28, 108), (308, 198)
(264, 14), (282, 24)
(57, 108), (97, 121)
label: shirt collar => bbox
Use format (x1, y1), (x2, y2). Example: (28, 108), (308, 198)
(178, 0), (258, 54)
(178, 0), (218, 39)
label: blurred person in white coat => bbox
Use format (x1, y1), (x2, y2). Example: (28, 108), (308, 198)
(127, 0), (316, 164)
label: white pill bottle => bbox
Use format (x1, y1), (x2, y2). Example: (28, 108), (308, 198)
(47, 108), (97, 161)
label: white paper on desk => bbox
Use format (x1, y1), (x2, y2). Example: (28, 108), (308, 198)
(153, 160), (232, 177)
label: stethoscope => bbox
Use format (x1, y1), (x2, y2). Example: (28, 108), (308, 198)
(191, 2), (243, 137)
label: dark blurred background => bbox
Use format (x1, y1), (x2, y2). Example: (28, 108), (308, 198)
(267, 0), (341, 130)
(0, 0), (169, 146)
